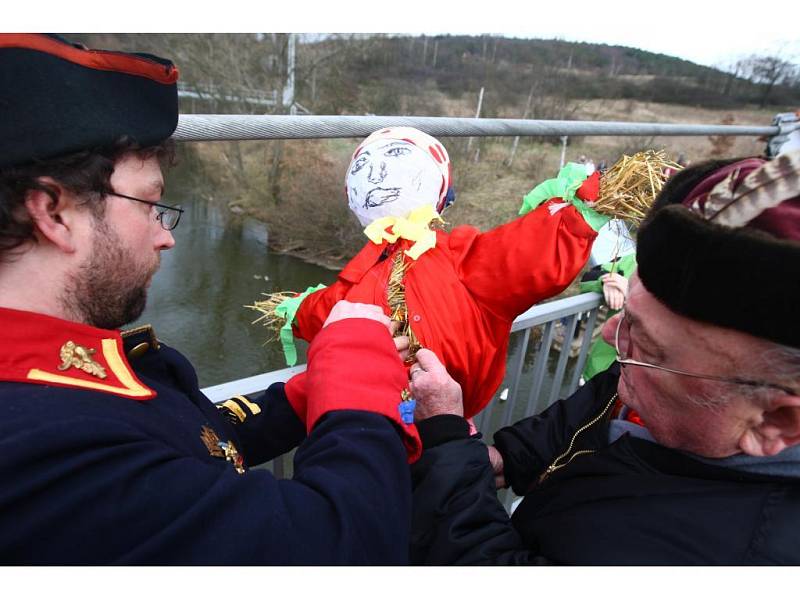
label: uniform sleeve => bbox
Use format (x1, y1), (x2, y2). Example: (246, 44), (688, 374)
(218, 384), (307, 466)
(2, 411), (410, 565)
(411, 434), (549, 565)
(448, 202), (596, 322)
(493, 365), (619, 496)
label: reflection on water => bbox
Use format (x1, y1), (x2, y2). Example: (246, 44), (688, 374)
(132, 200), (337, 387)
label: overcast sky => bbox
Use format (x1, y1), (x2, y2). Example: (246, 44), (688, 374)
(11, 0), (800, 70)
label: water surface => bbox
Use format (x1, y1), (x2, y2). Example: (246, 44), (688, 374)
(132, 200), (337, 387)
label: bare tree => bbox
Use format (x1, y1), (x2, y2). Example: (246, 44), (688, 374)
(720, 58), (747, 96)
(741, 53), (798, 107)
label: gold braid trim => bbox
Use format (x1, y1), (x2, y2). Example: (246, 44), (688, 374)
(387, 252), (420, 362)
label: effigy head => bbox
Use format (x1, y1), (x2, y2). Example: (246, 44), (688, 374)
(345, 127), (455, 227)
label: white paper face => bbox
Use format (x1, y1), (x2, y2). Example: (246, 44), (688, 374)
(346, 139), (442, 227)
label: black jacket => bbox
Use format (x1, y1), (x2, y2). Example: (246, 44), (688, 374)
(411, 365), (800, 565)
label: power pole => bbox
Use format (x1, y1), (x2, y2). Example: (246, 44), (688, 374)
(282, 33), (296, 115)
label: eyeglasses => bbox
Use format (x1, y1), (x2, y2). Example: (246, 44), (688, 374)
(104, 191), (184, 231)
(614, 309), (797, 396)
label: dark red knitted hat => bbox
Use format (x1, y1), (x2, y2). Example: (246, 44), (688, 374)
(0, 34), (179, 168)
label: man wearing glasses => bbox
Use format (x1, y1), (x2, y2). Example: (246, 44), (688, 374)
(0, 34), (419, 564)
(409, 152), (800, 565)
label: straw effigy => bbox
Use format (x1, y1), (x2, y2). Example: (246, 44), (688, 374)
(593, 150), (683, 225)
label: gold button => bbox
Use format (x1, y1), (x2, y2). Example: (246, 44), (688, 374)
(127, 342), (150, 360)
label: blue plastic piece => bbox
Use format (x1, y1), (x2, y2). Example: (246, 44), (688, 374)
(398, 398), (417, 424)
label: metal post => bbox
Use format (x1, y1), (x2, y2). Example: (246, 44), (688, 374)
(567, 308), (599, 394)
(547, 314), (579, 409)
(466, 87), (485, 154)
(559, 135), (569, 168)
(500, 328), (531, 427)
(523, 322), (555, 418)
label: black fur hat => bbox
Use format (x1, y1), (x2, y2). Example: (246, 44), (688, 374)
(0, 34), (178, 168)
(637, 152), (800, 348)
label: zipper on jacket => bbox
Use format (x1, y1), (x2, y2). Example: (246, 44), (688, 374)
(538, 393), (618, 484)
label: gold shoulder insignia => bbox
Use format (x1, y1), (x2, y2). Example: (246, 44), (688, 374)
(121, 324), (161, 350)
(58, 340), (107, 379)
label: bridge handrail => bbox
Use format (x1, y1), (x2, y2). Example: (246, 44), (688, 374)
(173, 114), (781, 143)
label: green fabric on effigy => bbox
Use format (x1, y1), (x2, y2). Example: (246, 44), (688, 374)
(275, 283), (328, 366)
(519, 162), (610, 232)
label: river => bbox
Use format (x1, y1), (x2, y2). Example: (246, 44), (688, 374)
(131, 199), (337, 388)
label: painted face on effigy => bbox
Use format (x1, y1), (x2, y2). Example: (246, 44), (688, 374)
(346, 138), (444, 227)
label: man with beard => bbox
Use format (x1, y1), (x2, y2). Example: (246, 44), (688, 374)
(408, 152), (800, 565)
(0, 34), (419, 564)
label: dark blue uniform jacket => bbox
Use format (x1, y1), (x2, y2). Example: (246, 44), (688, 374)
(0, 308), (411, 565)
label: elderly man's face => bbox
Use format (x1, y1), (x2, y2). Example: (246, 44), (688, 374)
(601, 272), (767, 458)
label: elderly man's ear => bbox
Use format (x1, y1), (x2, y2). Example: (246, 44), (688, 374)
(739, 394), (800, 457)
(24, 179), (82, 253)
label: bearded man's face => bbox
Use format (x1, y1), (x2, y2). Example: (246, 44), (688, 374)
(63, 212), (160, 330)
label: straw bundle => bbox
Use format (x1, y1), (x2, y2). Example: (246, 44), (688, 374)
(247, 291), (299, 341)
(594, 150), (683, 224)
(387, 252), (420, 361)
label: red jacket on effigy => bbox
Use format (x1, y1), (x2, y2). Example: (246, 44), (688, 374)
(287, 200), (597, 419)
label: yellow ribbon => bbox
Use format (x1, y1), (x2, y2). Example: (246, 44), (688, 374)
(363, 204), (443, 260)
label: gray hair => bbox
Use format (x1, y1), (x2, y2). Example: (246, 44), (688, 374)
(686, 342), (800, 411)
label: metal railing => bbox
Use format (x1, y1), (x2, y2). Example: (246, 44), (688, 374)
(173, 113), (782, 142)
(475, 292), (603, 435)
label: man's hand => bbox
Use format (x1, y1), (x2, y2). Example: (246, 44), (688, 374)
(323, 300), (392, 330)
(600, 272), (628, 311)
(408, 348), (464, 420)
(389, 322), (411, 362)
(487, 446), (507, 489)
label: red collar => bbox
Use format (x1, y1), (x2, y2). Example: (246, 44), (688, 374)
(339, 239), (393, 283)
(338, 234), (435, 284)
(0, 307), (155, 400)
